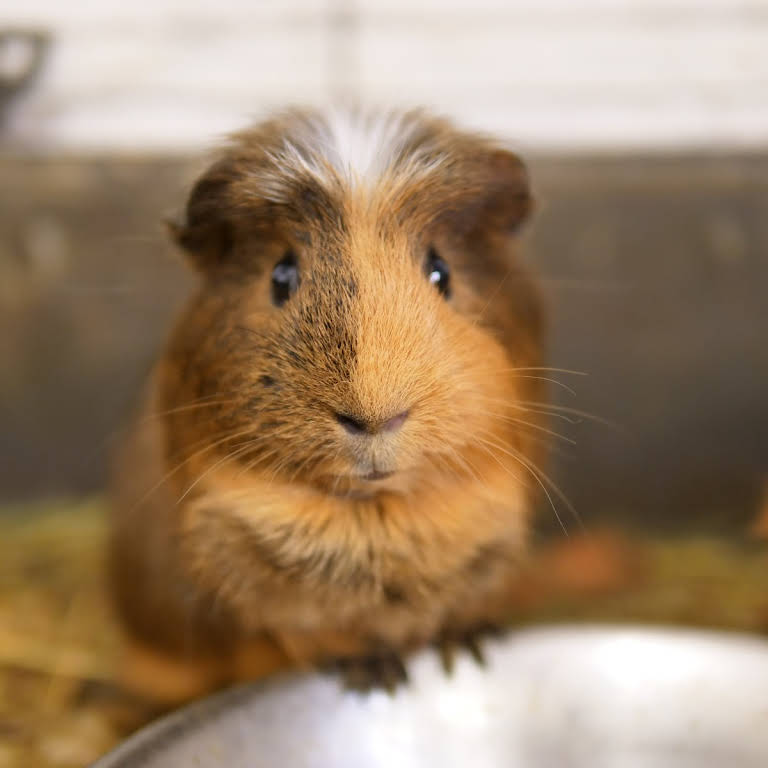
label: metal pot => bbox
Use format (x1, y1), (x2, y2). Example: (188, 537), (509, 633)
(93, 625), (768, 768)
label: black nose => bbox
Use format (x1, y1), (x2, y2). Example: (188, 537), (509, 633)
(335, 413), (369, 434)
(335, 410), (409, 435)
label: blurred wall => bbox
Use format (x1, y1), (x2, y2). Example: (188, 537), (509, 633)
(0, 1), (766, 535)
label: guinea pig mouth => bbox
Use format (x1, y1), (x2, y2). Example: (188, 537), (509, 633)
(361, 470), (395, 481)
(314, 469), (404, 499)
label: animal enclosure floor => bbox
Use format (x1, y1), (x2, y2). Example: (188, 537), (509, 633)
(1, 499), (768, 768)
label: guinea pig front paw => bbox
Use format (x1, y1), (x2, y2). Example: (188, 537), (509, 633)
(435, 622), (503, 675)
(328, 651), (409, 694)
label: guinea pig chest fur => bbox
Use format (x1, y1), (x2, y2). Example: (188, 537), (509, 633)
(109, 107), (547, 699)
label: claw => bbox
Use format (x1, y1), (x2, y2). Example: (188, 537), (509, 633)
(330, 652), (409, 693)
(439, 637), (457, 676)
(465, 635), (486, 667)
(436, 622), (500, 675)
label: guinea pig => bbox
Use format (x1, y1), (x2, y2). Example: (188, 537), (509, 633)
(109, 107), (548, 700)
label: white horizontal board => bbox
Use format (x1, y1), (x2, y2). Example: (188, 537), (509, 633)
(1, 0), (767, 150)
(357, 0), (768, 12)
(2, 0), (327, 27)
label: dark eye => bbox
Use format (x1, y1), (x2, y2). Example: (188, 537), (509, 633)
(271, 251), (299, 306)
(425, 247), (450, 298)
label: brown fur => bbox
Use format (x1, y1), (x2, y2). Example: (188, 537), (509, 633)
(109, 107), (546, 699)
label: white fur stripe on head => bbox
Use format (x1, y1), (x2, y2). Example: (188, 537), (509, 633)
(254, 107), (447, 202)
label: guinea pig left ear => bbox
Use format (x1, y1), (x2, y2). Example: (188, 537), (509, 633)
(166, 159), (238, 271)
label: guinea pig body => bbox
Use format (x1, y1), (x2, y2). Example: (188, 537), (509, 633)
(110, 107), (547, 696)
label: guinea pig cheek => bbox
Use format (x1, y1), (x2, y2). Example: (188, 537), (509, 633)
(443, 314), (520, 451)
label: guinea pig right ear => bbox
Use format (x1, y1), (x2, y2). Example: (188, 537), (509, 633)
(166, 159), (238, 272)
(467, 148), (533, 236)
(485, 149), (533, 233)
(429, 147), (533, 242)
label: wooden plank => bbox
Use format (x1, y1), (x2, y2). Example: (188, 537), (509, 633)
(0, 152), (765, 533)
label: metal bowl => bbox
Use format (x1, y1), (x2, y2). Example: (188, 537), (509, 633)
(93, 625), (768, 768)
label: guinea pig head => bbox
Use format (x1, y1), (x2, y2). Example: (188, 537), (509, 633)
(163, 109), (545, 499)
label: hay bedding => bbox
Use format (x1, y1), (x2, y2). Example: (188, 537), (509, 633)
(1, 499), (767, 768)
(0, 500), (158, 768)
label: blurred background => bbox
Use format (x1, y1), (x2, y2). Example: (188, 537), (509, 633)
(0, 1), (767, 766)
